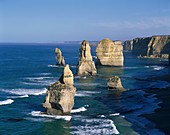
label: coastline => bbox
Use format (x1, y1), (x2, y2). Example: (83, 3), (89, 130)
(142, 73), (170, 134)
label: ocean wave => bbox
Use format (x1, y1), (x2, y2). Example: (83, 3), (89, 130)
(74, 83), (100, 86)
(71, 107), (87, 113)
(1, 88), (47, 96)
(109, 113), (120, 116)
(22, 80), (55, 86)
(145, 65), (165, 70)
(71, 118), (119, 134)
(48, 65), (64, 68)
(123, 67), (139, 69)
(24, 77), (53, 81)
(39, 73), (52, 75)
(75, 91), (100, 97)
(8, 95), (29, 99)
(0, 99), (14, 106)
(30, 111), (72, 121)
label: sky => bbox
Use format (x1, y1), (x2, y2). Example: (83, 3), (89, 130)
(0, 0), (170, 42)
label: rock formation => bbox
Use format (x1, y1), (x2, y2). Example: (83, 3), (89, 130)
(76, 40), (97, 75)
(96, 38), (124, 66)
(55, 48), (65, 66)
(127, 35), (170, 58)
(43, 64), (76, 115)
(123, 40), (133, 51)
(107, 76), (124, 90)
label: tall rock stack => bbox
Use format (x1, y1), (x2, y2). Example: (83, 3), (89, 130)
(43, 64), (76, 115)
(96, 38), (124, 66)
(76, 40), (97, 75)
(55, 48), (65, 66)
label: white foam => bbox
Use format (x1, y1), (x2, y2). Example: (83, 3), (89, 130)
(71, 118), (120, 134)
(1, 88), (47, 96)
(153, 66), (164, 70)
(48, 65), (63, 68)
(8, 95), (29, 99)
(39, 73), (51, 75)
(75, 91), (100, 97)
(109, 113), (120, 116)
(30, 111), (72, 121)
(25, 77), (52, 81)
(0, 99), (14, 106)
(71, 107), (87, 113)
(74, 83), (100, 86)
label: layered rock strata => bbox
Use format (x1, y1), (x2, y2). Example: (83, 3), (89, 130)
(55, 48), (65, 66)
(123, 40), (133, 51)
(43, 65), (76, 115)
(96, 38), (124, 66)
(107, 76), (124, 90)
(127, 35), (170, 58)
(77, 40), (97, 75)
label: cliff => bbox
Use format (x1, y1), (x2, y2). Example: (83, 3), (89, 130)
(96, 38), (124, 66)
(55, 48), (65, 66)
(76, 40), (97, 76)
(43, 65), (76, 115)
(123, 40), (133, 51)
(126, 35), (170, 58)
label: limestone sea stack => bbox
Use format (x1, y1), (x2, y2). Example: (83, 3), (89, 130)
(76, 40), (97, 75)
(96, 38), (124, 66)
(43, 64), (76, 115)
(107, 76), (124, 91)
(55, 48), (65, 66)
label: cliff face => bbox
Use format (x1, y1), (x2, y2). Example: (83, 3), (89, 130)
(96, 38), (124, 66)
(43, 65), (76, 115)
(147, 36), (170, 57)
(123, 40), (133, 51)
(132, 37), (151, 56)
(76, 40), (97, 75)
(127, 35), (170, 58)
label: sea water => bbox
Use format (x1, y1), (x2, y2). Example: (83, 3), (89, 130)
(0, 43), (169, 135)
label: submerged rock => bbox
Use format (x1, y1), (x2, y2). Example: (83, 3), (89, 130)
(55, 48), (65, 66)
(76, 40), (97, 75)
(107, 76), (124, 90)
(96, 38), (124, 66)
(43, 64), (76, 115)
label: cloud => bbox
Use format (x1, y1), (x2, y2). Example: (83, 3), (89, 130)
(89, 17), (170, 29)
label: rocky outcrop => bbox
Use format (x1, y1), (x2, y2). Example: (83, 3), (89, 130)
(123, 40), (133, 51)
(76, 40), (97, 75)
(43, 64), (76, 115)
(129, 35), (170, 58)
(55, 48), (65, 66)
(107, 76), (124, 90)
(96, 38), (124, 66)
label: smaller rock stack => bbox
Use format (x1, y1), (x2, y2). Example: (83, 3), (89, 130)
(107, 76), (124, 91)
(43, 64), (76, 115)
(55, 48), (65, 66)
(77, 40), (97, 76)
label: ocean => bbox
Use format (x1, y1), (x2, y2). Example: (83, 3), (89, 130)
(0, 43), (169, 135)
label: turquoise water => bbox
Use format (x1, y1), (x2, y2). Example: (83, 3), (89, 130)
(0, 43), (169, 135)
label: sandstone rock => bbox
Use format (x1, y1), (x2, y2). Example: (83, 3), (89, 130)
(43, 64), (76, 115)
(130, 35), (170, 58)
(55, 48), (65, 66)
(77, 40), (97, 75)
(107, 76), (124, 90)
(123, 40), (133, 51)
(96, 38), (124, 66)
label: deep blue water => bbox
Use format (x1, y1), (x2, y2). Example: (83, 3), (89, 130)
(0, 43), (169, 135)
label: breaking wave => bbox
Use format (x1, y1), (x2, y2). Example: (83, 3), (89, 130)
(0, 99), (14, 106)
(30, 111), (72, 121)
